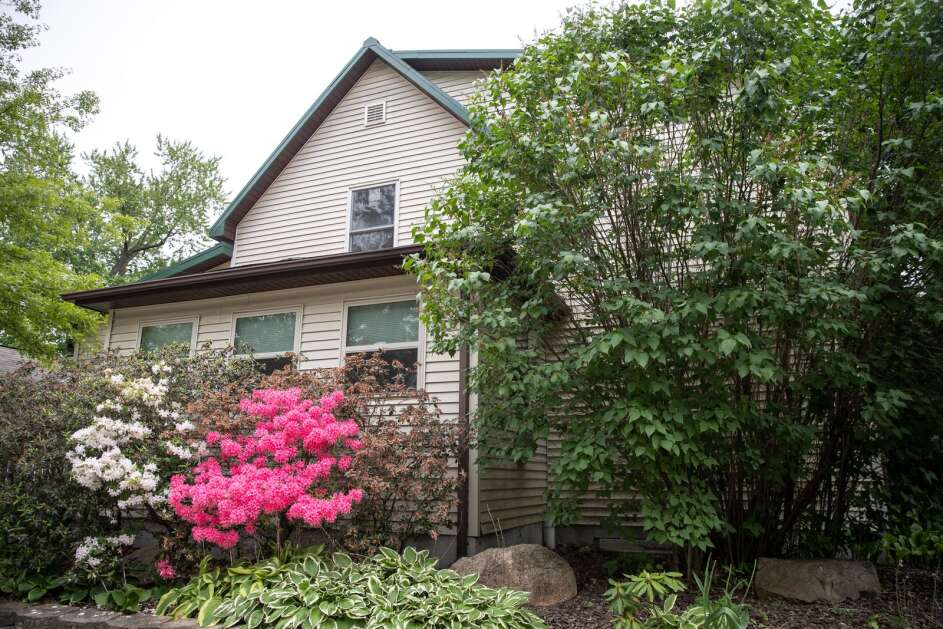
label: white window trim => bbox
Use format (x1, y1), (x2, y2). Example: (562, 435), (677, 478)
(230, 306), (303, 359)
(339, 294), (424, 389)
(136, 316), (200, 355)
(363, 100), (387, 127)
(344, 180), (400, 253)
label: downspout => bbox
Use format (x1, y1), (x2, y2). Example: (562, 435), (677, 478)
(455, 344), (470, 560)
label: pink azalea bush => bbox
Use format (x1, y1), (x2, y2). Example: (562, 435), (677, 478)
(169, 387), (364, 549)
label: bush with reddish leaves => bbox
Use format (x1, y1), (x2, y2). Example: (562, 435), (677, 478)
(185, 354), (464, 554)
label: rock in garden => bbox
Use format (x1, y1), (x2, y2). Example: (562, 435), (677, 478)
(16, 603), (74, 628)
(755, 558), (881, 603)
(0, 601), (29, 627)
(58, 608), (123, 628)
(451, 544), (577, 606)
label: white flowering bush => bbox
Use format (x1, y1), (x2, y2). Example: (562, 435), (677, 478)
(67, 362), (207, 515)
(72, 534), (136, 579)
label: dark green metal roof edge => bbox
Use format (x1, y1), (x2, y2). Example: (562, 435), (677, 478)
(368, 39), (471, 124)
(393, 49), (521, 59)
(143, 242), (233, 280)
(209, 38), (472, 242)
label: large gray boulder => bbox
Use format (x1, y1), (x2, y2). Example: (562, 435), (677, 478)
(755, 558), (881, 603)
(451, 544), (577, 606)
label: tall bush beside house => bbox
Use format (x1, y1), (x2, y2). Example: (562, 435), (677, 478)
(0, 364), (114, 577)
(409, 0), (943, 564)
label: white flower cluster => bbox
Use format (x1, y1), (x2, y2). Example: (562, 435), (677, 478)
(118, 375), (169, 408)
(68, 361), (196, 516)
(164, 442), (193, 460)
(74, 534), (135, 570)
(71, 417), (152, 450)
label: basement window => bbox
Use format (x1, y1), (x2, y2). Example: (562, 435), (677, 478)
(348, 182), (397, 252)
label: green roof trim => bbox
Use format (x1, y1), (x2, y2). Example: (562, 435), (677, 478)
(209, 38), (482, 243)
(393, 49), (522, 59)
(143, 243), (232, 280)
(367, 39), (471, 125)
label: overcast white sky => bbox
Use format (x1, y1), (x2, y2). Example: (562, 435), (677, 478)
(21, 0), (575, 213)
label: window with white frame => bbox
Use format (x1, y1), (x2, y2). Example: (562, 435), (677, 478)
(348, 182), (397, 252)
(138, 320), (195, 354)
(233, 310), (298, 373)
(344, 299), (419, 388)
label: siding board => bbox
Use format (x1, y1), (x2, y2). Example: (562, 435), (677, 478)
(232, 60), (469, 265)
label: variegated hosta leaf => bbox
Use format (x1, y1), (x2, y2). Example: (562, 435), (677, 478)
(158, 547), (546, 628)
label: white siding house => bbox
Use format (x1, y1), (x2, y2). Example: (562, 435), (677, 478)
(65, 39), (609, 562)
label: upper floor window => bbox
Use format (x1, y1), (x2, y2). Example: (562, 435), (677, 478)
(348, 182), (397, 253)
(138, 319), (196, 354)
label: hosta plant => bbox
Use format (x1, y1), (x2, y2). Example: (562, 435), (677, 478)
(156, 545), (546, 629)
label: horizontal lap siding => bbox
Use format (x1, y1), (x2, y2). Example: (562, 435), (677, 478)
(477, 438), (548, 535)
(104, 277), (459, 417)
(421, 71), (486, 106)
(547, 430), (641, 527)
(232, 61), (469, 266)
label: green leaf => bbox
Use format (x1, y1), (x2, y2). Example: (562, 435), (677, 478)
(197, 597), (221, 627)
(719, 338), (738, 356)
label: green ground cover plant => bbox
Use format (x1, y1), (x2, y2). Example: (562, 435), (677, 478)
(156, 545), (546, 629)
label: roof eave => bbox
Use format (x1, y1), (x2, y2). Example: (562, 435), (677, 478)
(62, 245), (424, 313)
(142, 243), (233, 280)
(394, 49), (520, 71)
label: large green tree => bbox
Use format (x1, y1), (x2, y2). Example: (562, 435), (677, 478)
(0, 0), (101, 357)
(410, 0), (943, 562)
(75, 136), (226, 281)
(0, 1), (227, 355)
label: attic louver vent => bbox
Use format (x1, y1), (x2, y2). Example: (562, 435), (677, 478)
(364, 101), (386, 127)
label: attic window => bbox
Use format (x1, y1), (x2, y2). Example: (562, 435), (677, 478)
(364, 101), (386, 126)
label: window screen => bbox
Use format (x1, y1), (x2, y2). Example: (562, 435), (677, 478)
(140, 322), (193, 353)
(345, 300), (419, 389)
(345, 300), (418, 347)
(234, 312), (296, 355)
(349, 184), (396, 252)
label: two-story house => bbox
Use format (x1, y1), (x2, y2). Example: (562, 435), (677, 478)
(64, 39), (622, 564)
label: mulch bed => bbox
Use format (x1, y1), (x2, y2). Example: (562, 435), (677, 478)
(533, 546), (942, 628)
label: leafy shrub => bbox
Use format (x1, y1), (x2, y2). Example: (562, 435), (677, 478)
(0, 533), (163, 613)
(0, 363), (115, 576)
(408, 0), (943, 561)
(604, 563), (750, 629)
(0, 348), (260, 579)
(186, 354), (463, 554)
(169, 387), (363, 549)
(156, 545), (545, 629)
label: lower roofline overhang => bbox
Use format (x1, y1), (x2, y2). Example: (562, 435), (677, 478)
(62, 245), (424, 313)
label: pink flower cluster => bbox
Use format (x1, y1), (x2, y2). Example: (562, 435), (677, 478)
(168, 388), (363, 549)
(155, 559), (176, 580)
